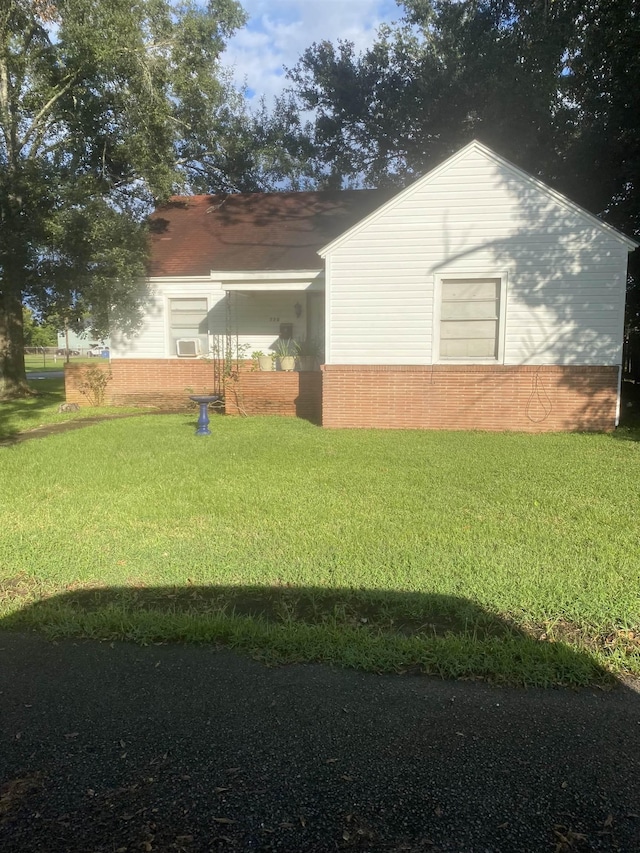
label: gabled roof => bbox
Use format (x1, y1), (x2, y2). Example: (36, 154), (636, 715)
(148, 190), (393, 276)
(319, 140), (639, 256)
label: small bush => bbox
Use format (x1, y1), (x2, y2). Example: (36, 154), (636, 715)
(75, 364), (112, 406)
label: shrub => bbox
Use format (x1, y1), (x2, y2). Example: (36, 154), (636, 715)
(75, 364), (112, 406)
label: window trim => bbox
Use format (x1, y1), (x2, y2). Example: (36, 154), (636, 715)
(166, 295), (210, 358)
(433, 271), (508, 364)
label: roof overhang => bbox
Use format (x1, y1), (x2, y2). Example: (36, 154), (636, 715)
(212, 269), (325, 292)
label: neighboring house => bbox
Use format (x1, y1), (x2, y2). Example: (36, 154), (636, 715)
(71, 140), (638, 431)
(56, 329), (110, 355)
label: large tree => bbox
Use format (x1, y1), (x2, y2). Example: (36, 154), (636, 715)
(287, 0), (640, 223)
(0, 0), (252, 397)
(287, 1), (578, 188)
(286, 0), (640, 341)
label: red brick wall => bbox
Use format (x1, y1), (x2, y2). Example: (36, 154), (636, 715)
(225, 371), (322, 422)
(65, 360), (322, 422)
(66, 360), (618, 431)
(321, 365), (619, 432)
(65, 360), (215, 408)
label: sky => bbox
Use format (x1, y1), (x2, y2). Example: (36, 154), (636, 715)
(224, 0), (401, 104)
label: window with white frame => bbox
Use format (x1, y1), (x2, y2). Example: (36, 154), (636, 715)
(168, 298), (209, 357)
(439, 278), (501, 360)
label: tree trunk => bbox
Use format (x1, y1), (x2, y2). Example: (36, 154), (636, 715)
(0, 281), (30, 398)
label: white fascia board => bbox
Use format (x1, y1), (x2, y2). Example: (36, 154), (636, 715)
(148, 276), (214, 284)
(213, 269), (325, 292)
(318, 140), (639, 257)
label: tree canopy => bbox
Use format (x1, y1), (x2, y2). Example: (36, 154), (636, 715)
(285, 0), (639, 330)
(0, 0), (258, 396)
(287, 0), (639, 221)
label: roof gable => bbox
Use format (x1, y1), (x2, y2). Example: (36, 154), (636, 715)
(319, 140), (639, 256)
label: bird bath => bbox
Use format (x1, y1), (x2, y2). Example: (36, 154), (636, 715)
(189, 395), (220, 436)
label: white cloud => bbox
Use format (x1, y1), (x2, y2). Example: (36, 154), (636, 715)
(224, 0), (399, 103)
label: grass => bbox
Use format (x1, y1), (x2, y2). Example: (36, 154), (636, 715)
(0, 376), (143, 439)
(24, 354), (97, 372)
(0, 405), (638, 687)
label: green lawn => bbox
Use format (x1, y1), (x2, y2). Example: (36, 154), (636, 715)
(0, 377), (140, 439)
(0, 405), (638, 687)
(24, 354), (96, 372)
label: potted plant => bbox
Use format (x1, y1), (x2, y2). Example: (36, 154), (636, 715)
(274, 338), (299, 371)
(296, 338), (320, 371)
(252, 350), (273, 371)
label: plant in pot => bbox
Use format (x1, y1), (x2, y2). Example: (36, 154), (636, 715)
(297, 338), (320, 371)
(252, 350), (273, 372)
(274, 338), (299, 371)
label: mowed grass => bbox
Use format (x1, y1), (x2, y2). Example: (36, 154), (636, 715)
(24, 354), (98, 372)
(0, 377), (141, 438)
(0, 413), (639, 686)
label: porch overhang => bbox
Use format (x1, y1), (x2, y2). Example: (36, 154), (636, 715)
(213, 269), (325, 292)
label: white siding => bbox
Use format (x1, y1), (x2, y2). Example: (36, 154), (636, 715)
(111, 278), (308, 359)
(324, 145), (630, 366)
(111, 278), (219, 359)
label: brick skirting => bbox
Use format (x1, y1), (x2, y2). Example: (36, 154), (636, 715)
(66, 361), (619, 431)
(224, 371), (322, 422)
(65, 360), (215, 408)
(65, 360), (322, 422)
(321, 365), (619, 432)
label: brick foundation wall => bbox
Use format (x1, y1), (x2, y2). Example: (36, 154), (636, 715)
(65, 360), (216, 408)
(65, 360), (322, 422)
(224, 371), (322, 422)
(321, 365), (619, 432)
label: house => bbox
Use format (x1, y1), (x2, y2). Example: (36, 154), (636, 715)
(56, 329), (110, 356)
(66, 140), (638, 431)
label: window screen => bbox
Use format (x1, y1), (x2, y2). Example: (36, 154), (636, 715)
(440, 278), (500, 359)
(169, 298), (209, 356)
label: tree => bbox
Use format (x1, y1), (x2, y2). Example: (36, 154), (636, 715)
(286, 1), (580, 188)
(286, 0), (639, 342)
(22, 306), (56, 348)
(286, 0), (639, 222)
(0, 0), (249, 397)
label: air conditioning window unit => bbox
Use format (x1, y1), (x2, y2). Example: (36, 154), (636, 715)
(176, 338), (201, 357)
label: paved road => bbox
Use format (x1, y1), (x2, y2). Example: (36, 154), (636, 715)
(1, 632), (639, 852)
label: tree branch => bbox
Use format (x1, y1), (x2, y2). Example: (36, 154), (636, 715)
(18, 72), (79, 155)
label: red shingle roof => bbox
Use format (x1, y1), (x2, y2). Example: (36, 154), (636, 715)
(148, 190), (392, 277)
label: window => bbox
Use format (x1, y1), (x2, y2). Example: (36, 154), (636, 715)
(168, 298), (209, 357)
(439, 278), (501, 360)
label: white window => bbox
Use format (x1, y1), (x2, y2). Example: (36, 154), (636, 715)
(437, 277), (503, 361)
(168, 298), (209, 357)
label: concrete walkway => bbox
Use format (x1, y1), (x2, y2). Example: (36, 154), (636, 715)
(1, 632), (638, 852)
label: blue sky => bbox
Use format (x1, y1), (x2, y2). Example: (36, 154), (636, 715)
(224, 0), (400, 103)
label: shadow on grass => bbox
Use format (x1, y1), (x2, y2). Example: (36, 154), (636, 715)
(0, 582), (620, 688)
(0, 378), (64, 439)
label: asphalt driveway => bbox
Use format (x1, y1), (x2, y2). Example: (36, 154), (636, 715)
(1, 632), (638, 852)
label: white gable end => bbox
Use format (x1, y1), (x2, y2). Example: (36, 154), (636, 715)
(322, 142), (633, 367)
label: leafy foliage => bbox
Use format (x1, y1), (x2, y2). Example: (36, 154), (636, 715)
(74, 363), (112, 406)
(0, 0), (256, 396)
(22, 307), (56, 347)
(285, 0), (640, 338)
(286, 0), (640, 226)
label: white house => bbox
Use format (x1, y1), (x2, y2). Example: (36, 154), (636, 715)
(84, 140), (637, 431)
